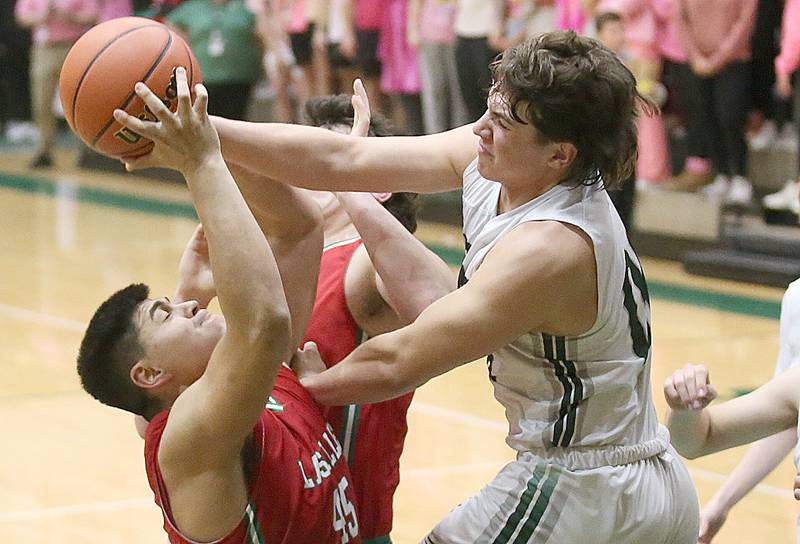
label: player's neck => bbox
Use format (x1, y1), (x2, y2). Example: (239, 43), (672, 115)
(323, 222), (359, 246)
(497, 178), (561, 214)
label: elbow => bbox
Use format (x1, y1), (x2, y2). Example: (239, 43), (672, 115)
(673, 445), (703, 460)
(251, 307), (292, 355)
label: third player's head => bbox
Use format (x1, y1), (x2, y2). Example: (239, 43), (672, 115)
(474, 30), (652, 192)
(77, 284), (226, 419)
(303, 94), (419, 233)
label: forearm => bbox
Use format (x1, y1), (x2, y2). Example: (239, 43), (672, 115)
(214, 116), (469, 193)
(185, 155), (288, 329)
(228, 163), (320, 237)
(708, 428), (796, 510)
(336, 192), (454, 321)
(666, 408), (712, 459)
(302, 330), (416, 405)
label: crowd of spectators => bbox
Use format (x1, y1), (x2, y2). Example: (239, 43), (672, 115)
(0, 0), (798, 218)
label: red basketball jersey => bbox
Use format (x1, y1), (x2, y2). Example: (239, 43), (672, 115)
(144, 366), (362, 544)
(303, 238), (414, 541)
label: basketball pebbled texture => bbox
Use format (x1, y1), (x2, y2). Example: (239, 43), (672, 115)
(59, 17), (202, 159)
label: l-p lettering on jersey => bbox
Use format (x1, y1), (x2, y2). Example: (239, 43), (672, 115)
(298, 424), (344, 489)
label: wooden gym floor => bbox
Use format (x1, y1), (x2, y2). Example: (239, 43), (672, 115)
(0, 150), (796, 543)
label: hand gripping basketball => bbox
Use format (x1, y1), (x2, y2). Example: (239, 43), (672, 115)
(113, 67), (219, 176)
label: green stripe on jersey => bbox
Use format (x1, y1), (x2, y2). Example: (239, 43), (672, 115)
(339, 404), (361, 466)
(364, 536), (392, 544)
(492, 464), (547, 544)
(246, 501), (266, 544)
(512, 465), (561, 543)
(323, 237), (361, 251)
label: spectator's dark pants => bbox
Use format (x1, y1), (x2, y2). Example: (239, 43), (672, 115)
(750, 0), (782, 121)
(0, 0), (32, 127)
(455, 36), (495, 122)
(205, 82), (254, 121)
(686, 62), (751, 177)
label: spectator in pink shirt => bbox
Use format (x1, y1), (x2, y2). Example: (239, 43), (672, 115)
(671, 0), (758, 205)
(408, 0), (468, 134)
(15, 0), (98, 168)
(589, 0), (671, 187)
(653, 0), (715, 192)
(98, 0), (132, 21)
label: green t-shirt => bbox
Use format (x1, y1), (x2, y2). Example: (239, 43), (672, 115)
(168, 0), (263, 84)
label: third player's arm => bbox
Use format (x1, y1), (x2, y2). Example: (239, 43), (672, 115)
(228, 163), (324, 347)
(213, 116), (477, 194)
(299, 221), (597, 404)
(667, 367), (800, 459)
(337, 191), (455, 325)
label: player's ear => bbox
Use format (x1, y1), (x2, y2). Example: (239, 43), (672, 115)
(547, 141), (577, 171)
(131, 361), (171, 389)
(371, 192), (392, 203)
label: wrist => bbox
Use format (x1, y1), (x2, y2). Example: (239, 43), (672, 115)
(182, 152), (225, 178)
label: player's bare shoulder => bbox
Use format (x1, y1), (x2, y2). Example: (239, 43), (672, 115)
(481, 220), (598, 336)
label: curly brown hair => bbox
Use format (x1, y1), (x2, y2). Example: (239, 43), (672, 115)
(490, 30), (657, 190)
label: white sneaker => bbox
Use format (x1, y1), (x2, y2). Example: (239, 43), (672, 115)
(699, 175), (730, 199)
(762, 179), (800, 213)
(749, 120), (777, 150)
(777, 123), (797, 151)
(726, 175), (753, 206)
(4, 121), (39, 144)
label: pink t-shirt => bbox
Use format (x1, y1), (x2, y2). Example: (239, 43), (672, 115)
(98, 0), (132, 22)
(356, 0), (385, 30)
(775, 0), (800, 77)
(677, 0), (757, 70)
(420, 0), (456, 44)
(557, 0), (585, 32)
(287, 0), (309, 33)
(15, 0), (99, 44)
(651, 0), (686, 62)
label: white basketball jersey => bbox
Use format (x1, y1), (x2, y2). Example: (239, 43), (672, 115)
(460, 159), (661, 453)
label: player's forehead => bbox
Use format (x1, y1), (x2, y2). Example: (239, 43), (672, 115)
(487, 91), (529, 124)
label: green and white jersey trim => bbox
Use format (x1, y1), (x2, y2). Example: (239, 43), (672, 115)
(460, 158), (661, 452)
(324, 236), (361, 251)
(245, 501), (266, 544)
(265, 395), (284, 413)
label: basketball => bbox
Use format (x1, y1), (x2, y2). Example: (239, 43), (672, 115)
(59, 17), (202, 159)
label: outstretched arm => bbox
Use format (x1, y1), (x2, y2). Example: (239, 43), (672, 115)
(208, 116), (477, 194)
(116, 69), (290, 541)
(228, 163), (324, 347)
(337, 191), (455, 325)
(336, 82), (454, 326)
(697, 429), (795, 543)
(293, 221), (598, 404)
(665, 364), (799, 459)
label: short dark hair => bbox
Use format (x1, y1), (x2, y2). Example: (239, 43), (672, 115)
(303, 94), (394, 137)
(302, 94), (419, 232)
(77, 283), (157, 418)
(595, 11), (622, 33)
(490, 30), (656, 190)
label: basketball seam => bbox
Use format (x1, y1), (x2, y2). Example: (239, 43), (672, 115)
(90, 29), (174, 148)
(70, 24), (163, 131)
(181, 38), (195, 89)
